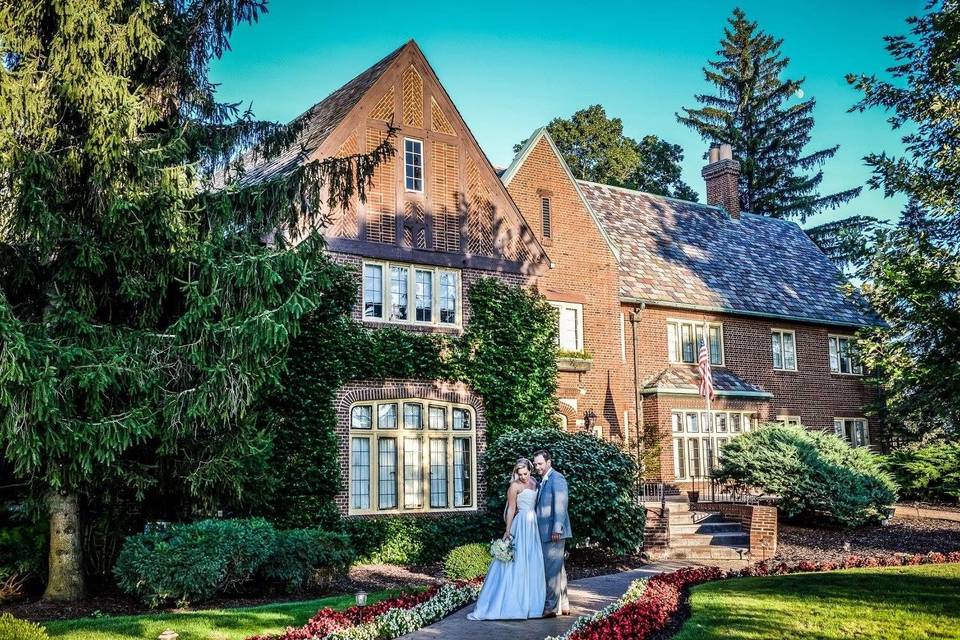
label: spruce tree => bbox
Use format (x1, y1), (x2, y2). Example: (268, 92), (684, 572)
(678, 8), (860, 221)
(0, 1), (391, 600)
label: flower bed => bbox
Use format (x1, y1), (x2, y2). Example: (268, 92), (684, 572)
(247, 578), (481, 640)
(552, 552), (960, 640)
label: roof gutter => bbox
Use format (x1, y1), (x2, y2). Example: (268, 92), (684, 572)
(619, 296), (879, 330)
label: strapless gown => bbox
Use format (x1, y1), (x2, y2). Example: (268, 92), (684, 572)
(468, 488), (546, 620)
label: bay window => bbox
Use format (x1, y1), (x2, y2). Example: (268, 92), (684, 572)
(349, 398), (476, 514)
(362, 261), (461, 327)
(672, 410), (755, 479)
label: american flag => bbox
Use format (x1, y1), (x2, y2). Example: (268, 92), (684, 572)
(698, 337), (715, 401)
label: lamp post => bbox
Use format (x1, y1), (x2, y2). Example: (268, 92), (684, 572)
(355, 590), (368, 625)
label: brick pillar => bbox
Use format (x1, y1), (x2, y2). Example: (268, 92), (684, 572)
(642, 506), (670, 554)
(749, 505), (778, 560)
(702, 144), (741, 219)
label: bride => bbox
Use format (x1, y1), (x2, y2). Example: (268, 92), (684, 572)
(468, 458), (546, 620)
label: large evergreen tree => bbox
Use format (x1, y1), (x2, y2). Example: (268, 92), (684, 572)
(0, 0), (391, 600)
(517, 105), (698, 201)
(848, 1), (960, 440)
(678, 8), (860, 221)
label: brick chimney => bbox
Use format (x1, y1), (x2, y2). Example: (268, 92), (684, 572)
(701, 143), (741, 219)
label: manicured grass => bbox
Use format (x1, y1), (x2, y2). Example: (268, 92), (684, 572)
(674, 563), (960, 640)
(42, 589), (404, 640)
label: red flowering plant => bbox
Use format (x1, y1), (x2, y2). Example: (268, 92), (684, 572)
(564, 552), (960, 640)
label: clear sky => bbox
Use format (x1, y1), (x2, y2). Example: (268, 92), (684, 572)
(209, 0), (923, 227)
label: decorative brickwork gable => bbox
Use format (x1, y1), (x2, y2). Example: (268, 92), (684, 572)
(431, 97), (455, 135)
(369, 86), (395, 122)
(364, 128), (396, 244)
(401, 65), (424, 128)
(431, 140), (460, 252)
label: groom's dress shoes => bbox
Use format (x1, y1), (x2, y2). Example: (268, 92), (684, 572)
(541, 611), (558, 619)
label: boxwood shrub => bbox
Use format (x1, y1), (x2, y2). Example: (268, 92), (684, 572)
(481, 428), (646, 555)
(713, 424), (898, 527)
(261, 528), (355, 592)
(443, 543), (491, 580)
(113, 518), (277, 607)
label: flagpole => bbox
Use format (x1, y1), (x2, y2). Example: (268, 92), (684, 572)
(703, 319), (712, 480)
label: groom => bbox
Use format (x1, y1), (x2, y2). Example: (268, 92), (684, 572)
(533, 449), (571, 618)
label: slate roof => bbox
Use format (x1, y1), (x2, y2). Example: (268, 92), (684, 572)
(643, 366), (771, 397)
(577, 181), (882, 328)
(224, 42), (405, 187)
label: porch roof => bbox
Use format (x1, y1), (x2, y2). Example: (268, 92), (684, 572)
(642, 366), (772, 399)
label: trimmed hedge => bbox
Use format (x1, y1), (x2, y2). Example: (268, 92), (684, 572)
(0, 613), (47, 640)
(883, 443), (960, 503)
(343, 514), (495, 565)
(482, 428), (646, 554)
(443, 543), (491, 580)
(713, 424), (898, 527)
(262, 528), (355, 592)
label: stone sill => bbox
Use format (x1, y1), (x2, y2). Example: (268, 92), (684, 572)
(557, 357), (593, 373)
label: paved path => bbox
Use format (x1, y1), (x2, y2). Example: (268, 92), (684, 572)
(894, 503), (960, 523)
(399, 561), (739, 640)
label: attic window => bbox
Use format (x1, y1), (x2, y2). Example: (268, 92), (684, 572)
(541, 197), (552, 239)
(404, 138), (423, 192)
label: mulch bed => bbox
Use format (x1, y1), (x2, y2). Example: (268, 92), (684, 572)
(774, 516), (960, 564)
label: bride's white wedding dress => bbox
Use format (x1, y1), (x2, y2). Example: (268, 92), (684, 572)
(468, 487), (546, 620)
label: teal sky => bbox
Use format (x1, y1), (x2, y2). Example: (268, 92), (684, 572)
(209, 0), (922, 227)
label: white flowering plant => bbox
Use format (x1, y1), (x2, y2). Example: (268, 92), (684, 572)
(489, 537), (515, 563)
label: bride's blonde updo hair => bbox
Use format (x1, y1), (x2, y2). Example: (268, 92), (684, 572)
(511, 457), (534, 483)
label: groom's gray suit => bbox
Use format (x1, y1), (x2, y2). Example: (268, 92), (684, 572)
(536, 468), (572, 615)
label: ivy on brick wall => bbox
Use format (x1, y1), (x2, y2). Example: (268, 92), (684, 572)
(262, 257), (559, 528)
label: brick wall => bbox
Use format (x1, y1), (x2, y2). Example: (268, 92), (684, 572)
(334, 379), (487, 518)
(693, 502), (778, 560)
(642, 506), (671, 552)
(504, 136), (630, 442)
(625, 303), (879, 482)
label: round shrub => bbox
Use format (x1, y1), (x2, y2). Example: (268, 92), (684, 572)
(481, 428), (646, 554)
(113, 518), (277, 607)
(262, 528), (355, 592)
(0, 613), (47, 640)
(883, 443), (960, 503)
(443, 543), (491, 580)
(713, 424), (898, 527)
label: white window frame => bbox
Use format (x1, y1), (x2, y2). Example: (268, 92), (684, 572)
(834, 417), (869, 447)
(404, 138), (424, 192)
(828, 335), (863, 376)
(348, 398), (476, 515)
(671, 411), (754, 480)
(667, 319), (724, 366)
(777, 414), (802, 427)
(549, 301), (584, 352)
(771, 328), (798, 371)
(362, 260), (461, 328)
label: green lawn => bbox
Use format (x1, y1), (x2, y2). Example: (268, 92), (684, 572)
(674, 563), (960, 640)
(42, 589), (404, 640)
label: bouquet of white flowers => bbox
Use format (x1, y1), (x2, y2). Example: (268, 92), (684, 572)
(489, 537), (515, 563)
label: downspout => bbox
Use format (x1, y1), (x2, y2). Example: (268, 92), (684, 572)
(629, 304), (646, 473)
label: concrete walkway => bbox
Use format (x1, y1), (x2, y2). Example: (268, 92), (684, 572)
(399, 560), (737, 640)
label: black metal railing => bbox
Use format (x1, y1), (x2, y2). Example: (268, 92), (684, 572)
(686, 476), (763, 504)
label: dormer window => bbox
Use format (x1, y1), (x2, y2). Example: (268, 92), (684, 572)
(404, 138), (423, 192)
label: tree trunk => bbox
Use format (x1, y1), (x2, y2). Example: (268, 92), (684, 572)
(42, 490), (86, 602)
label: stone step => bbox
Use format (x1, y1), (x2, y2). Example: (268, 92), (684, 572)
(670, 521), (744, 535)
(668, 512), (725, 525)
(658, 545), (749, 561)
(670, 532), (751, 548)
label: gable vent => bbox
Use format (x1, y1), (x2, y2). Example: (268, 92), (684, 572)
(541, 197), (552, 239)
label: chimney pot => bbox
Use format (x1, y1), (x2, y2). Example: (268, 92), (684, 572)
(708, 145), (720, 164)
(720, 143), (732, 161)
